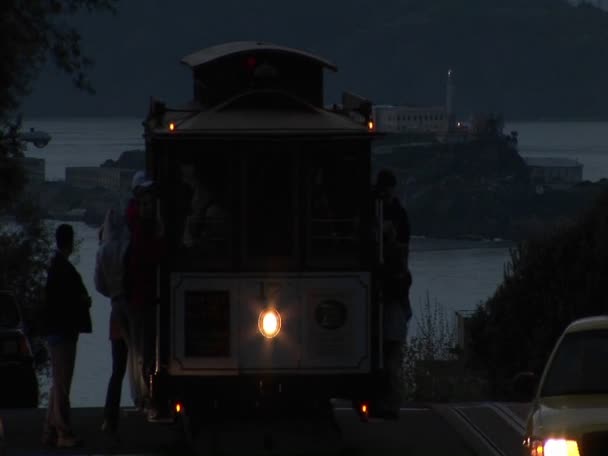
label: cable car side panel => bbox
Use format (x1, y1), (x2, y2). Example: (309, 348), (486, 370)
(168, 272), (370, 376)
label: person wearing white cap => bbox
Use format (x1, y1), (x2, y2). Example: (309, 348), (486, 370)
(131, 170), (155, 194)
(126, 170), (156, 232)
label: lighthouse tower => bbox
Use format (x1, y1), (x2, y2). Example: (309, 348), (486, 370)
(446, 68), (455, 132)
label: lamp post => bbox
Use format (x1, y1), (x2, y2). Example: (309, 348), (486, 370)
(2, 115), (52, 150)
(6, 115), (52, 149)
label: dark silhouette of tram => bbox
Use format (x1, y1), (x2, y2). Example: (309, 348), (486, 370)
(141, 41), (383, 422)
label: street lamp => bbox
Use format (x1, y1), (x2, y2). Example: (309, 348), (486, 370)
(3, 115), (52, 149)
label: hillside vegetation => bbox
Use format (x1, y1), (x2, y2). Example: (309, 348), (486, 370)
(468, 185), (608, 396)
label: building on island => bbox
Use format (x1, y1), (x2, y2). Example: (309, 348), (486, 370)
(65, 167), (136, 194)
(524, 157), (583, 190)
(372, 105), (449, 134)
(371, 69), (456, 136)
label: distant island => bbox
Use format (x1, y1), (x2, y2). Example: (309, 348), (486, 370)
(373, 120), (608, 240)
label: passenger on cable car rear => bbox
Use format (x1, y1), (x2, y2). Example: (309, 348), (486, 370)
(178, 162), (226, 248)
(124, 171), (164, 415)
(374, 169), (413, 419)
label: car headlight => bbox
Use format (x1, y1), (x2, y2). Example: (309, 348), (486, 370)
(526, 438), (580, 456)
(258, 309), (281, 338)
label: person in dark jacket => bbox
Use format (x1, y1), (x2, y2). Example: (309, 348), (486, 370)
(42, 224), (92, 448)
(374, 169), (413, 419)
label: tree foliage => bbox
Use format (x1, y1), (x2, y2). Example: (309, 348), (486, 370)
(468, 187), (608, 397)
(0, 134), (26, 208)
(0, 0), (116, 120)
(0, 202), (53, 331)
(0, 0), (117, 207)
(0, 1), (117, 376)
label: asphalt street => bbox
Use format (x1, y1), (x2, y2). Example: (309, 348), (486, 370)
(0, 402), (530, 456)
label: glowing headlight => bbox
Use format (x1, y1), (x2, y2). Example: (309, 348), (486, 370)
(528, 438), (580, 456)
(258, 309), (281, 338)
(544, 439), (580, 456)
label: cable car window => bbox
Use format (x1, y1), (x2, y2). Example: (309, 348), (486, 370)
(307, 148), (366, 266)
(171, 150), (232, 269)
(244, 149), (295, 262)
(184, 290), (231, 357)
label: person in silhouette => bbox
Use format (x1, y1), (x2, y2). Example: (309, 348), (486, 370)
(374, 169), (412, 419)
(42, 224), (92, 448)
(123, 172), (164, 419)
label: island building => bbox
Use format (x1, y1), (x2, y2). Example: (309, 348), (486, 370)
(65, 167), (136, 194)
(524, 157), (583, 190)
(372, 105), (449, 134)
(371, 69), (456, 135)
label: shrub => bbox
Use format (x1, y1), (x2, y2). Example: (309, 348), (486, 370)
(468, 187), (608, 398)
(0, 199), (53, 406)
(401, 292), (458, 400)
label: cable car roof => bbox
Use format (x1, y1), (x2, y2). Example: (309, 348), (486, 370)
(146, 96), (371, 138)
(148, 110), (370, 137)
(145, 89), (372, 137)
(181, 41), (338, 72)
(166, 113), (366, 134)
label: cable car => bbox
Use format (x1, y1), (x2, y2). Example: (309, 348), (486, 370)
(138, 41), (385, 425)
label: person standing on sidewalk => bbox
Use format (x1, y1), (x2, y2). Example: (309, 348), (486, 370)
(94, 209), (130, 437)
(41, 224), (92, 448)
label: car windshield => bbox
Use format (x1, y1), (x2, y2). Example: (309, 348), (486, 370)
(541, 329), (608, 397)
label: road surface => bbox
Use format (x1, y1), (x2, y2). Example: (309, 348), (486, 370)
(0, 401), (530, 455)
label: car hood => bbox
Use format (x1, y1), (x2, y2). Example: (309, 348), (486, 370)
(528, 396), (608, 438)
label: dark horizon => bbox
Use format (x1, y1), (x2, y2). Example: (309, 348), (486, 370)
(21, 0), (608, 120)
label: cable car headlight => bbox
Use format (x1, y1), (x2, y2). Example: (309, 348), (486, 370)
(526, 438), (580, 456)
(258, 308), (281, 338)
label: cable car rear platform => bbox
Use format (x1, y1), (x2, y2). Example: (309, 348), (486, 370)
(0, 402), (530, 456)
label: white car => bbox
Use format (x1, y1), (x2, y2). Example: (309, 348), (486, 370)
(523, 315), (608, 456)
